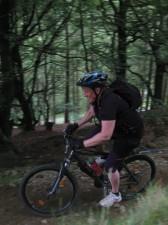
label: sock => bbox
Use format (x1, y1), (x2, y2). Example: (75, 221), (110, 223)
(112, 192), (119, 196)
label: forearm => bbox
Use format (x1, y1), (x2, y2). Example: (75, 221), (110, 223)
(77, 106), (95, 127)
(77, 116), (92, 127)
(83, 132), (108, 148)
(83, 120), (115, 148)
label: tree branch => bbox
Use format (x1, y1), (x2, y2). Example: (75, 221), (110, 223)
(128, 68), (153, 97)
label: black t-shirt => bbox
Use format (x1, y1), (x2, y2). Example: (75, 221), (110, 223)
(93, 88), (144, 138)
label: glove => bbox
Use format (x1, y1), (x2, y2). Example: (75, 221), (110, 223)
(69, 137), (84, 149)
(65, 123), (79, 135)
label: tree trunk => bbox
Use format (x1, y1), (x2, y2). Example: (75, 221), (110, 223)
(16, 93), (35, 130)
(64, 22), (70, 123)
(162, 75), (168, 104)
(110, 33), (117, 76)
(153, 62), (166, 104)
(115, 0), (128, 80)
(145, 56), (154, 110)
(12, 45), (35, 130)
(43, 54), (50, 125)
(79, 1), (89, 72)
(52, 71), (56, 123)
(0, 0), (15, 137)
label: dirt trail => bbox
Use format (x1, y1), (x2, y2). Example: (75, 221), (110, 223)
(0, 126), (168, 225)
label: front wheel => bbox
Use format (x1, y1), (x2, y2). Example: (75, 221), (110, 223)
(120, 154), (156, 199)
(19, 164), (77, 217)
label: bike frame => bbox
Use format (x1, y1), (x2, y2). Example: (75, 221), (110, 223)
(48, 133), (143, 196)
(48, 134), (107, 195)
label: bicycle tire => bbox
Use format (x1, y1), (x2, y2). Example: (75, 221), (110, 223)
(19, 164), (77, 217)
(120, 154), (156, 199)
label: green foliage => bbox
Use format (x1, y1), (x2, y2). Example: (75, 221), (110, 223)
(1, 0), (168, 127)
(55, 185), (168, 225)
(118, 186), (168, 225)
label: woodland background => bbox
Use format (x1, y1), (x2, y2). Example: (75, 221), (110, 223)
(0, 0), (168, 151)
(0, 1), (168, 224)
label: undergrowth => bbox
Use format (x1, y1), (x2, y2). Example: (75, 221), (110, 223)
(57, 185), (168, 225)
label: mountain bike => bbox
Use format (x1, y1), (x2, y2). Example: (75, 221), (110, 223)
(19, 131), (156, 217)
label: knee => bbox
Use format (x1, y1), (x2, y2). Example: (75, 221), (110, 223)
(105, 164), (117, 173)
(105, 161), (122, 173)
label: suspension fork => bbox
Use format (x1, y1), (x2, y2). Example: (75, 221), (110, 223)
(47, 163), (66, 196)
(47, 154), (73, 196)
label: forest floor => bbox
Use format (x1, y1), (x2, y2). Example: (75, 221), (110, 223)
(0, 123), (168, 225)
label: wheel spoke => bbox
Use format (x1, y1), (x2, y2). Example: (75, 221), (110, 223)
(20, 165), (76, 216)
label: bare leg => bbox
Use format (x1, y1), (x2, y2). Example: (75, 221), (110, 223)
(108, 169), (120, 193)
(99, 168), (122, 207)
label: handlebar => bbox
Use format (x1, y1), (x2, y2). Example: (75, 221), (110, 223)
(63, 130), (75, 153)
(63, 129), (108, 157)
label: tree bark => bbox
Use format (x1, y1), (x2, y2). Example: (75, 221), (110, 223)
(64, 22), (70, 123)
(79, 1), (89, 72)
(0, 0), (15, 137)
(12, 45), (36, 130)
(115, 0), (128, 80)
(151, 43), (167, 106)
(153, 62), (166, 102)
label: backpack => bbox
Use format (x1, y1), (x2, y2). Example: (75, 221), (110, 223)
(109, 79), (142, 110)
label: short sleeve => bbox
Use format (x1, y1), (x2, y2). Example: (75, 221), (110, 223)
(99, 92), (119, 120)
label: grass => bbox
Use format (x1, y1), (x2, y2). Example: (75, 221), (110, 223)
(56, 185), (168, 225)
(0, 166), (30, 186)
(119, 185), (168, 225)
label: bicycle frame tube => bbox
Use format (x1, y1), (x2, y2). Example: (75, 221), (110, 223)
(74, 153), (95, 178)
(122, 162), (139, 184)
(47, 145), (74, 196)
(47, 133), (105, 196)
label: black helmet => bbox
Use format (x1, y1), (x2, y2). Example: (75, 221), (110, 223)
(76, 71), (108, 88)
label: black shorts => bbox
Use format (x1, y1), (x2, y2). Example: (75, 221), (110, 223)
(84, 125), (141, 172)
(104, 138), (140, 172)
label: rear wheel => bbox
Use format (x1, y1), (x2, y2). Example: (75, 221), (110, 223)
(120, 154), (156, 199)
(20, 164), (77, 216)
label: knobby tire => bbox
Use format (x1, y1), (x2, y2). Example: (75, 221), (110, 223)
(19, 164), (77, 217)
(120, 154), (156, 199)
